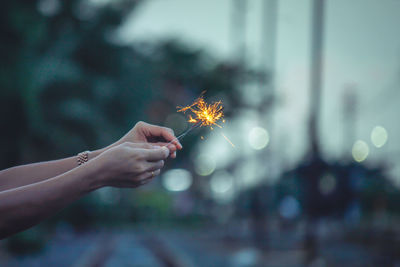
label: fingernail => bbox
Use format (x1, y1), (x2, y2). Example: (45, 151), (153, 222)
(152, 145), (160, 149)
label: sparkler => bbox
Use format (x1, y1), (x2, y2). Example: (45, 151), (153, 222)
(170, 121), (202, 143)
(168, 94), (235, 147)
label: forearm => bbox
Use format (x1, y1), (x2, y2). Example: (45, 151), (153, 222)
(0, 160), (103, 239)
(0, 149), (105, 192)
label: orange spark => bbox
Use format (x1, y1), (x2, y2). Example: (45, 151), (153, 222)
(177, 95), (224, 128)
(188, 115), (197, 123)
(221, 132), (235, 148)
(177, 94), (235, 148)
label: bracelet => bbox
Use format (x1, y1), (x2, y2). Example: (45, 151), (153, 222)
(77, 151), (90, 166)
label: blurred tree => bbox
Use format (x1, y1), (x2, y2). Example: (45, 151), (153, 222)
(0, 1), (240, 250)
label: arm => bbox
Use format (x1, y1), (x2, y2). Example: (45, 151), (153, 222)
(0, 121), (181, 192)
(0, 159), (100, 239)
(0, 143), (169, 239)
(0, 149), (104, 192)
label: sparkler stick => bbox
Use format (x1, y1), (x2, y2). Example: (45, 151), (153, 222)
(167, 121), (201, 145)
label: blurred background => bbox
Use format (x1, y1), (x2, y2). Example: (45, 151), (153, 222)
(1, 0), (400, 266)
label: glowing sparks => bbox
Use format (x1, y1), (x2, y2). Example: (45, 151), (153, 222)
(188, 117), (196, 123)
(177, 94), (235, 147)
(221, 132), (235, 148)
(177, 96), (224, 128)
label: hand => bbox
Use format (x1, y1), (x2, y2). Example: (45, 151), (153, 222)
(92, 142), (169, 188)
(116, 121), (182, 158)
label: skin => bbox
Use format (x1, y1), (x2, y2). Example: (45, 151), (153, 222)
(0, 121), (182, 239)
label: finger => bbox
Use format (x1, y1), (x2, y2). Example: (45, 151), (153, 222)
(167, 149), (176, 159)
(145, 160), (164, 172)
(139, 178), (151, 186)
(152, 169), (161, 177)
(125, 142), (170, 154)
(145, 125), (182, 150)
(123, 142), (153, 149)
(141, 169), (161, 184)
(137, 169), (161, 181)
(152, 143), (179, 155)
(151, 143), (176, 151)
(141, 146), (169, 161)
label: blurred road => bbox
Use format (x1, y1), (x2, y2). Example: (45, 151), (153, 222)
(0, 222), (393, 267)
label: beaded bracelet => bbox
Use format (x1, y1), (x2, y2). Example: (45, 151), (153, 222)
(77, 151), (90, 166)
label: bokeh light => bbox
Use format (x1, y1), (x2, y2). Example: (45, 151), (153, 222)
(37, 0), (61, 16)
(96, 187), (121, 204)
(248, 127), (269, 150)
(210, 171), (234, 203)
(319, 173), (336, 195)
(210, 171), (233, 194)
(194, 154), (216, 176)
(352, 140), (369, 162)
(233, 157), (260, 188)
(162, 169), (192, 192)
(370, 125), (388, 148)
(279, 196), (301, 220)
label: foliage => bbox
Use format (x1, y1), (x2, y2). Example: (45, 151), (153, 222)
(0, 1), (239, 250)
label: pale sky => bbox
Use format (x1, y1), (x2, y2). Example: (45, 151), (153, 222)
(117, 0), (400, 185)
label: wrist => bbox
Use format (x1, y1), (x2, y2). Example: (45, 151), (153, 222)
(90, 142), (118, 160)
(87, 145), (112, 161)
(88, 149), (102, 161)
(82, 158), (107, 191)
